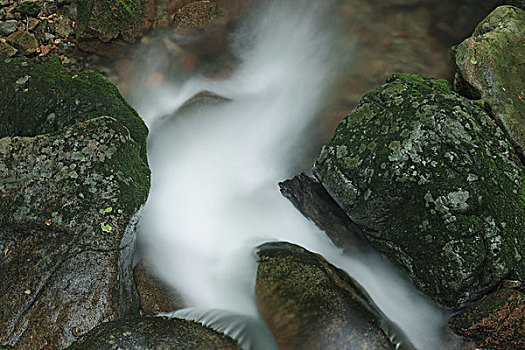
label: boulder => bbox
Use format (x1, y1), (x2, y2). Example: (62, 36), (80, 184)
(314, 73), (525, 308)
(76, 0), (156, 56)
(66, 316), (241, 349)
(452, 5), (525, 161)
(449, 289), (525, 349)
(0, 57), (150, 349)
(256, 241), (399, 350)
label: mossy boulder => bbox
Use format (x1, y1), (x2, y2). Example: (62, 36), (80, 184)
(449, 289), (525, 349)
(76, 0), (155, 55)
(0, 57), (150, 349)
(452, 5), (525, 161)
(256, 242), (399, 350)
(66, 316), (241, 349)
(0, 56), (148, 160)
(314, 73), (525, 308)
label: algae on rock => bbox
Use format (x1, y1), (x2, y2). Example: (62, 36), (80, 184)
(314, 73), (525, 308)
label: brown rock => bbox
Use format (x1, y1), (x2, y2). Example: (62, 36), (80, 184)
(0, 40), (17, 56)
(6, 31), (38, 55)
(133, 260), (185, 315)
(449, 289), (525, 350)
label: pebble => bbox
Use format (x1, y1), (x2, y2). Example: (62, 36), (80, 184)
(0, 19), (18, 35)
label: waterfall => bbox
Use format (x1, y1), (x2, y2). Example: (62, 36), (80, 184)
(134, 0), (454, 349)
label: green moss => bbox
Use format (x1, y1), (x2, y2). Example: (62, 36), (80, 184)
(315, 73), (525, 307)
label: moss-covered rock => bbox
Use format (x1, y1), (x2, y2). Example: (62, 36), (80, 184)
(76, 0), (155, 55)
(0, 55), (148, 160)
(256, 242), (399, 350)
(0, 57), (150, 349)
(66, 316), (241, 349)
(452, 5), (525, 161)
(449, 289), (525, 349)
(314, 73), (525, 308)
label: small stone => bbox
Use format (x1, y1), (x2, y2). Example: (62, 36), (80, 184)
(6, 31), (39, 55)
(0, 19), (18, 35)
(55, 17), (71, 37)
(16, 1), (42, 17)
(27, 17), (40, 31)
(0, 41), (17, 56)
(502, 279), (522, 289)
(57, 0), (71, 5)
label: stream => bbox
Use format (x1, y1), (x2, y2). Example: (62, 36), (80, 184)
(133, 0), (468, 349)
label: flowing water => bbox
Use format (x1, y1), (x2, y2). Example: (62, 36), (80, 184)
(134, 0), (460, 349)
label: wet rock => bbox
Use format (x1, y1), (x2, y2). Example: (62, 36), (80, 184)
(256, 241), (400, 350)
(0, 57), (150, 349)
(16, 0), (42, 17)
(314, 73), (525, 308)
(452, 5), (525, 161)
(133, 259), (185, 315)
(449, 289), (525, 349)
(76, 0), (155, 56)
(279, 173), (371, 254)
(0, 20), (17, 36)
(6, 31), (38, 55)
(66, 316), (241, 349)
(171, 1), (228, 56)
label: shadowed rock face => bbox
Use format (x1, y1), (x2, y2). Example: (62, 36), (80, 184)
(66, 316), (241, 349)
(0, 57), (150, 349)
(314, 73), (525, 308)
(256, 241), (396, 350)
(449, 288), (525, 349)
(452, 5), (525, 163)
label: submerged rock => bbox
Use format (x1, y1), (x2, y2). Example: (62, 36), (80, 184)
(449, 289), (525, 349)
(256, 241), (401, 350)
(66, 316), (241, 349)
(0, 58), (150, 349)
(452, 5), (525, 161)
(314, 73), (525, 308)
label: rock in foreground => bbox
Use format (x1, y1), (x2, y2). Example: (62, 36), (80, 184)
(0, 57), (150, 349)
(256, 241), (397, 350)
(314, 73), (525, 308)
(66, 316), (241, 349)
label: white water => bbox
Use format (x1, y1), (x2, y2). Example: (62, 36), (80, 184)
(135, 1), (452, 349)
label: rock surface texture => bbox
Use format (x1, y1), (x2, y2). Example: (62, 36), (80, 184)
(452, 5), (525, 161)
(449, 288), (525, 349)
(314, 73), (525, 308)
(256, 241), (398, 350)
(66, 316), (241, 349)
(0, 56), (150, 349)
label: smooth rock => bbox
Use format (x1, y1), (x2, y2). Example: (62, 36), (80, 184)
(256, 242), (400, 350)
(66, 316), (241, 349)
(314, 73), (525, 308)
(452, 5), (525, 161)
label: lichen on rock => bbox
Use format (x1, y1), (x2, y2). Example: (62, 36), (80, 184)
(452, 5), (525, 161)
(314, 73), (525, 308)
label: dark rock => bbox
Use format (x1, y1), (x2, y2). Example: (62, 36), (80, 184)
(76, 0), (155, 56)
(279, 173), (371, 254)
(0, 19), (17, 36)
(256, 241), (403, 350)
(66, 316), (241, 349)
(0, 56), (148, 159)
(133, 259), (185, 315)
(6, 31), (38, 55)
(0, 57), (150, 349)
(452, 6), (525, 162)
(499, 0), (525, 9)
(314, 73), (525, 308)
(15, 0), (41, 17)
(449, 289), (525, 349)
